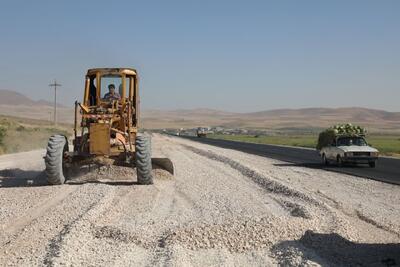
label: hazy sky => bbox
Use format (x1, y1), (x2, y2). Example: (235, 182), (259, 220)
(0, 0), (399, 112)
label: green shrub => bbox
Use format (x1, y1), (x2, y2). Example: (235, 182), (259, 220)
(317, 129), (336, 150)
(16, 125), (26, 132)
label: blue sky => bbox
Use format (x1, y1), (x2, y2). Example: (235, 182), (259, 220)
(0, 0), (399, 111)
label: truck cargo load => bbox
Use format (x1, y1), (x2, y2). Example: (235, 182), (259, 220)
(317, 123), (367, 150)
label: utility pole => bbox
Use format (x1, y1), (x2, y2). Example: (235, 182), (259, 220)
(49, 80), (61, 126)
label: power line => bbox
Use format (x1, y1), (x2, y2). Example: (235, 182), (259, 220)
(49, 80), (61, 126)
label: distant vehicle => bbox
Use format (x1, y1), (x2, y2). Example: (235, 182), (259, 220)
(318, 125), (379, 167)
(197, 127), (208, 138)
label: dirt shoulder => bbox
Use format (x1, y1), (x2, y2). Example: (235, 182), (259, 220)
(0, 115), (71, 155)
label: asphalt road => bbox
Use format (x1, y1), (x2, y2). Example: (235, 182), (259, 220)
(181, 136), (400, 185)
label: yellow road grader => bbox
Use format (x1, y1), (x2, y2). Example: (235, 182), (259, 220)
(44, 68), (174, 185)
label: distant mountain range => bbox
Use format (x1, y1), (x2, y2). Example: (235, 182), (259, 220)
(0, 90), (71, 123)
(0, 90), (399, 132)
(0, 90), (65, 107)
(142, 107), (400, 132)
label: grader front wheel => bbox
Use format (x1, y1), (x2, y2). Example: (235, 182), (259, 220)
(45, 135), (69, 185)
(135, 135), (153, 185)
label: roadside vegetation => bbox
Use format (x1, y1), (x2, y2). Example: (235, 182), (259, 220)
(0, 115), (71, 155)
(209, 134), (400, 157)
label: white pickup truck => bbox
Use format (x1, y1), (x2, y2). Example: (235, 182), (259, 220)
(319, 136), (379, 168)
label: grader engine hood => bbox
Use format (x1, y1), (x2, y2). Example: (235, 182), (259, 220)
(87, 121), (130, 156)
(89, 123), (111, 155)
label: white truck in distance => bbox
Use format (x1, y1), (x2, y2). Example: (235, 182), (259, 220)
(320, 135), (379, 168)
(197, 127), (208, 138)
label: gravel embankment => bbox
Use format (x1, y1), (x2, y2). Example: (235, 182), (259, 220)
(0, 134), (399, 266)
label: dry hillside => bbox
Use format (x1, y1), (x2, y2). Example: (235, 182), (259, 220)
(142, 107), (400, 132)
(0, 90), (399, 132)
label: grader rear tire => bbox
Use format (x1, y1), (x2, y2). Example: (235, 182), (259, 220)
(44, 135), (69, 185)
(135, 135), (153, 185)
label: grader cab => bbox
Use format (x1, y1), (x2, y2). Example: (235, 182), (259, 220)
(44, 68), (174, 185)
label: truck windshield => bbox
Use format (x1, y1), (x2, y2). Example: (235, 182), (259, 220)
(337, 137), (367, 146)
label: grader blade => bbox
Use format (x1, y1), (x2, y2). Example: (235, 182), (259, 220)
(152, 158), (175, 175)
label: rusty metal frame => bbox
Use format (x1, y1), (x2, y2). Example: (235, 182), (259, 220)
(86, 68), (137, 77)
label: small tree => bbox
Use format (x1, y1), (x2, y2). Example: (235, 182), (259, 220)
(0, 126), (6, 146)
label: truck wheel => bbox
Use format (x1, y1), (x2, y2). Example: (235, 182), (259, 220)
(135, 135), (153, 185)
(337, 155), (344, 167)
(368, 161), (376, 168)
(45, 135), (69, 185)
(322, 154), (329, 166)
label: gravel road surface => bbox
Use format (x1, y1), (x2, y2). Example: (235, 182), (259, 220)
(0, 134), (399, 266)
